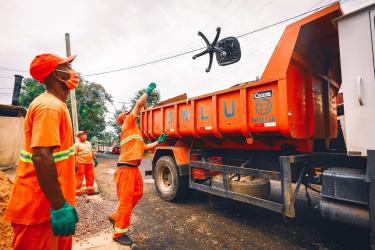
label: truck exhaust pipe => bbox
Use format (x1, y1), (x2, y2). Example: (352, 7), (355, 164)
(320, 198), (369, 229)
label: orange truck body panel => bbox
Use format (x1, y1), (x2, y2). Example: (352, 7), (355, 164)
(142, 4), (342, 153)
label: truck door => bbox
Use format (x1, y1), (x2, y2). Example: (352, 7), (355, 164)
(338, 6), (375, 156)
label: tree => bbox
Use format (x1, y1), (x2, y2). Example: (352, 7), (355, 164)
(70, 77), (113, 139)
(110, 88), (161, 136)
(100, 131), (117, 146)
(19, 75), (113, 141)
(19, 78), (45, 108)
(110, 109), (124, 137)
(130, 89), (160, 109)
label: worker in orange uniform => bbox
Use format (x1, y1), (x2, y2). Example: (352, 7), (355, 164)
(74, 130), (97, 196)
(4, 53), (80, 250)
(109, 82), (168, 246)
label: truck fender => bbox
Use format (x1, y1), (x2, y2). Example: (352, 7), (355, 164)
(152, 146), (190, 177)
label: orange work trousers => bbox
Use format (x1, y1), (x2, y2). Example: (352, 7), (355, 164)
(12, 221), (72, 250)
(76, 163), (95, 191)
(110, 167), (143, 238)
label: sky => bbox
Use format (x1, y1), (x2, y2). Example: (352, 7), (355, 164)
(0, 0), (373, 113)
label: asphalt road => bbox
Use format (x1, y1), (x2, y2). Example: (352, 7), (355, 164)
(79, 155), (371, 250)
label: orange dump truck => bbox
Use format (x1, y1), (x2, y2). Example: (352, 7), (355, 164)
(141, 3), (375, 247)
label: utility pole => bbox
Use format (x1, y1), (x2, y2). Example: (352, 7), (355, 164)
(65, 33), (79, 135)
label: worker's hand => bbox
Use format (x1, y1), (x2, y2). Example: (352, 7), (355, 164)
(50, 202), (79, 236)
(145, 82), (157, 95)
(157, 133), (168, 144)
(94, 158), (98, 167)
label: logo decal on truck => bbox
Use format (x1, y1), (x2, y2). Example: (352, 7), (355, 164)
(255, 99), (272, 115)
(253, 90), (272, 99)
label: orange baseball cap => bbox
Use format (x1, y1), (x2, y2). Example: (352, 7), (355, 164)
(30, 53), (76, 83)
(117, 109), (133, 125)
(76, 130), (87, 137)
(117, 112), (127, 125)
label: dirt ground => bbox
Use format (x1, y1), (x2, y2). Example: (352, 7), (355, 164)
(72, 155), (371, 250)
(0, 171), (14, 250)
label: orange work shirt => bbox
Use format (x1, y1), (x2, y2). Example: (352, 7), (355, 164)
(4, 92), (76, 225)
(74, 141), (94, 164)
(118, 113), (145, 162)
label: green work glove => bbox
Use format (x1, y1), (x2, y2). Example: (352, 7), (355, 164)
(145, 82), (157, 95)
(94, 158), (98, 167)
(50, 202), (79, 236)
(157, 133), (168, 144)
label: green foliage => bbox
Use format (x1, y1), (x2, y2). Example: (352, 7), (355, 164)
(19, 76), (113, 141)
(68, 76), (113, 139)
(130, 89), (160, 109)
(99, 131), (118, 147)
(19, 78), (45, 108)
(110, 88), (160, 139)
(109, 109), (124, 137)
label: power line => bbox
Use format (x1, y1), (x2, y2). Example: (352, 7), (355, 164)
(84, 47), (205, 76)
(237, 0), (350, 38)
(0, 66), (27, 73)
(84, 0), (348, 77)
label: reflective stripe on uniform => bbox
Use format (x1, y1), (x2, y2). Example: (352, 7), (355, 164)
(20, 150), (32, 163)
(76, 149), (92, 156)
(120, 134), (143, 146)
(53, 147), (75, 162)
(20, 147), (74, 163)
(114, 227), (129, 234)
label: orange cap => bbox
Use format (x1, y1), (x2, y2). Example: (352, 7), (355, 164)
(30, 53), (76, 83)
(117, 112), (127, 125)
(117, 109), (133, 125)
(76, 130), (87, 137)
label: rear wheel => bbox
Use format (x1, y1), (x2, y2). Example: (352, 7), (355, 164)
(154, 156), (189, 201)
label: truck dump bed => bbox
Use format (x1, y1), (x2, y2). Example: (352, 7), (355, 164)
(141, 4), (343, 153)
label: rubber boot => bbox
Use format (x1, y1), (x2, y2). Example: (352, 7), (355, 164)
(113, 234), (133, 245)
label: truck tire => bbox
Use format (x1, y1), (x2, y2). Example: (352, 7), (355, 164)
(154, 156), (189, 201)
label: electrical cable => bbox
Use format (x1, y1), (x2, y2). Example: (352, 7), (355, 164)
(0, 66), (27, 73)
(0, 0), (354, 78)
(84, 0), (350, 77)
(84, 47), (205, 76)
(236, 0), (350, 38)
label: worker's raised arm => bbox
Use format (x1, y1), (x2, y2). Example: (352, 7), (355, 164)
(131, 82), (157, 117)
(144, 133), (168, 150)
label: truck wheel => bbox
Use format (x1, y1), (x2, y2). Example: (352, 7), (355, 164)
(154, 156), (189, 201)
